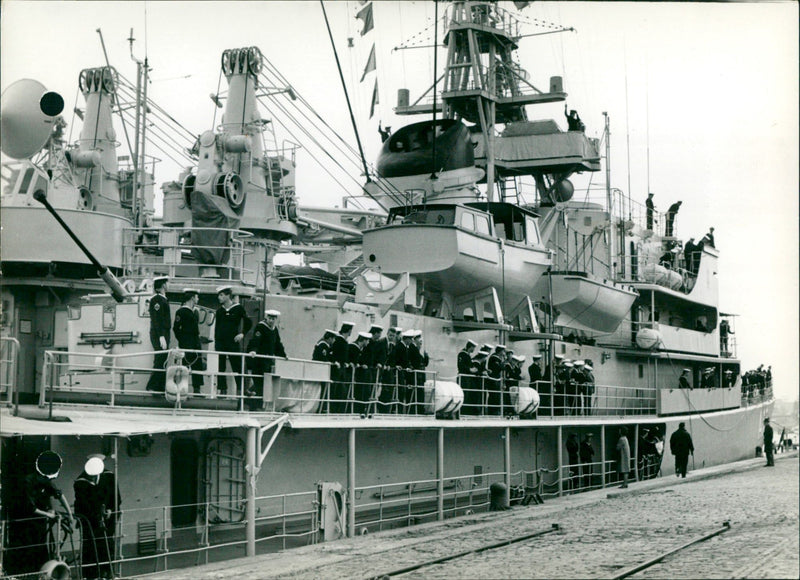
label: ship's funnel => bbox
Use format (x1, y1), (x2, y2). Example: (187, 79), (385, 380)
(1, 79), (64, 159)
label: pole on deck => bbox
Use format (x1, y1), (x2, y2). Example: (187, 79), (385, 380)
(246, 427), (257, 557)
(634, 424), (640, 481)
(347, 428), (356, 538)
(600, 424), (607, 488)
(557, 425), (563, 497)
(504, 426), (511, 489)
(437, 428), (444, 521)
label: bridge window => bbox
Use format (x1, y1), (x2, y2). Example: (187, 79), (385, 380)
(461, 211), (475, 231)
(475, 214), (491, 236)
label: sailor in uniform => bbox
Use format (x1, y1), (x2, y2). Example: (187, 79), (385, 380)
(313, 329), (336, 362)
(349, 331), (373, 414)
(395, 330), (414, 412)
(583, 362), (596, 415)
(486, 345), (506, 415)
(679, 368), (692, 389)
(74, 454), (120, 580)
(457, 340), (479, 414)
(146, 276), (171, 392)
(330, 322), (354, 413)
(214, 286), (253, 396)
(247, 309), (286, 410)
(571, 360), (586, 415)
(173, 288), (204, 393)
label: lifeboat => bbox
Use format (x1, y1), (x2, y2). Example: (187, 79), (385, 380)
(641, 263), (683, 290)
(362, 202), (551, 306)
(536, 271), (638, 333)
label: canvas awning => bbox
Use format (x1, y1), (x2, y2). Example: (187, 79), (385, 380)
(0, 409), (261, 437)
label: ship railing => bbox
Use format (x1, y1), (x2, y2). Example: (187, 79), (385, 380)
(0, 336), (20, 409)
(0, 490), (320, 578)
(741, 384), (773, 406)
(121, 226), (255, 284)
(354, 469), (510, 531)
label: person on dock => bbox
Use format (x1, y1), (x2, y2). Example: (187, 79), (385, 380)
(173, 288), (204, 394)
(214, 286), (253, 397)
(664, 201), (682, 237)
(146, 276), (171, 392)
(617, 427), (631, 488)
(763, 417), (775, 466)
(669, 422), (695, 478)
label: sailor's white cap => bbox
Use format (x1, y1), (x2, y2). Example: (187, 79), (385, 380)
(402, 329), (415, 338)
(216, 285), (233, 294)
(554, 354), (565, 360)
(265, 309), (280, 317)
(153, 276), (169, 289)
(573, 360), (585, 367)
(531, 354), (543, 359)
(466, 339), (477, 348)
(494, 344), (506, 351)
(585, 364), (593, 371)
(682, 368), (690, 372)
(323, 329), (336, 337)
(563, 361), (574, 367)
(369, 324), (383, 333)
(357, 331), (372, 340)
(481, 344), (493, 352)
(389, 326), (402, 333)
(84, 456), (104, 476)
(412, 329), (423, 337)
(182, 288), (199, 295)
(512, 355), (525, 362)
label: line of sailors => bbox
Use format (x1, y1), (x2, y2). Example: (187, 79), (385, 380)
(310, 323), (430, 415)
(457, 341), (595, 416)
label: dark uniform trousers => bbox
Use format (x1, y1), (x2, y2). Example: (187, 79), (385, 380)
(146, 294), (171, 392)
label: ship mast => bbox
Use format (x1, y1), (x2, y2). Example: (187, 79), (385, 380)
(603, 111), (616, 279)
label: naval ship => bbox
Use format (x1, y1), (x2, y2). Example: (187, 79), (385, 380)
(0, 2), (773, 577)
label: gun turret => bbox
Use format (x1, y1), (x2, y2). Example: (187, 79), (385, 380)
(33, 189), (128, 302)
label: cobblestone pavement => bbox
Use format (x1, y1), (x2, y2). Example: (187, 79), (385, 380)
(155, 452), (798, 579)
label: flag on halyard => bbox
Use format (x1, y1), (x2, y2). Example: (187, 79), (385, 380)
(369, 79), (379, 119)
(360, 44), (376, 82)
(356, 2), (374, 36)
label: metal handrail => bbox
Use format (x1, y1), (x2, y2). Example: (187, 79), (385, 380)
(0, 336), (20, 412)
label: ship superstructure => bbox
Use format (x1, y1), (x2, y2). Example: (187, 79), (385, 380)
(0, 2), (773, 578)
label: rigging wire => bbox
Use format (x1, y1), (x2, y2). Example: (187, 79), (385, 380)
(319, 0), (373, 188)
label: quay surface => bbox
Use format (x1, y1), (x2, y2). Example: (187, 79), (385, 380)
(151, 451), (798, 579)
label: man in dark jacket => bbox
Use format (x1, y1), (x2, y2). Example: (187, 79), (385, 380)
(173, 288), (204, 393)
(312, 329), (335, 362)
(486, 345), (506, 415)
(74, 454), (120, 580)
(214, 286), (253, 396)
(669, 422), (695, 478)
(580, 433), (595, 489)
(763, 417), (775, 466)
(349, 331), (372, 414)
(665, 200), (682, 237)
(330, 322), (354, 413)
(566, 433), (580, 491)
(146, 276), (171, 392)
(246, 309), (286, 410)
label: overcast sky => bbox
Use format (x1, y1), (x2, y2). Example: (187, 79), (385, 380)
(2, 1), (798, 401)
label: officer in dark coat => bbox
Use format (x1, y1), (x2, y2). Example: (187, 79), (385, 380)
(146, 276), (171, 392)
(458, 340), (479, 415)
(645, 193), (655, 230)
(763, 418), (775, 466)
(583, 362), (596, 415)
(566, 433), (580, 491)
(247, 309), (286, 410)
(408, 331), (430, 414)
(74, 454), (120, 580)
(378, 327), (401, 410)
(173, 288), (204, 393)
(395, 331), (414, 412)
(679, 368), (691, 389)
(330, 322), (354, 413)
(214, 286), (253, 396)
(349, 332), (372, 414)
(669, 422), (695, 478)
(486, 345), (506, 415)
